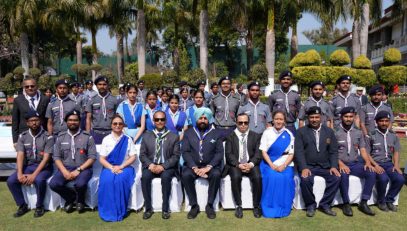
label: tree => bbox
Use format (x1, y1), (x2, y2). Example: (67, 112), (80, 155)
(303, 27), (349, 45)
(192, 0), (209, 79)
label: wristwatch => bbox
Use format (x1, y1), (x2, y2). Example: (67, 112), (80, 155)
(76, 167), (82, 172)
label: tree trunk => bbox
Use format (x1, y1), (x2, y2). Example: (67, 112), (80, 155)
(31, 32), (39, 69)
(290, 22), (298, 59)
(76, 28), (82, 64)
(360, 2), (370, 57)
(116, 33), (124, 83)
(265, 3), (275, 96)
(352, 18), (361, 62)
(199, 8), (209, 84)
(20, 32), (30, 76)
(91, 26), (98, 81)
(246, 29), (254, 71)
(137, 9), (146, 78)
(125, 34), (131, 63)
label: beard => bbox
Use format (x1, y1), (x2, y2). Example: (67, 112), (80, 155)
(197, 122), (209, 131)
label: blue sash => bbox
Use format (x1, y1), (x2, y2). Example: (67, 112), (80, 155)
(266, 130), (291, 162)
(106, 135), (129, 165)
(188, 107), (196, 126)
(122, 103), (143, 128)
(145, 106), (162, 131)
(166, 110), (187, 134)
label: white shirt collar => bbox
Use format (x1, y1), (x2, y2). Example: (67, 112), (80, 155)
(272, 126), (286, 135)
(234, 128), (249, 137)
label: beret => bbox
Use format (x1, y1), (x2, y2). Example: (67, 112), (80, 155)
(340, 106), (356, 116)
(55, 79), (69, 87)
(137, 80), (145, 84)
(85, 80), (93, 84)
(309, 81), (324, 88)
(25, 110), (40, 120)
(374, 111), (391, 121)
(247, 81), (260, 90)
(279, 70), (293, 80)
(368, 85), (384, 96)
(70, 82), (80, 88)
(210, 82), (218, 89)
(78, 83), (84, 88)
(94, 76), (108, 84)
(336, 75), (352, 84)
(197, 80), (206, 86)
(218, 76), (231, 85)
(306, 106), (322, 115)
(64, 110), (81, 122)
(178, 81), (188, 87)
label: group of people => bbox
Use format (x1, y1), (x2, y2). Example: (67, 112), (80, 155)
(7, 70), (404, 222)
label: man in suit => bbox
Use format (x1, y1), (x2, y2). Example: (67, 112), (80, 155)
(139, 111), (181, 220)
(12, 77), (49, 149)
(294, 106), (341, 217)
(182, 108), (223, 219)
(223, 113), (262, 218)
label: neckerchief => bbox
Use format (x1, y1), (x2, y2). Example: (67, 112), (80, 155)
(192, 126), (214, 162)
(248, 99), (260, 127)
(220, 92), (231, 121)
(280, 89), (291, 112)
(376, 128), (389, 158)
(57, 95), (69, 125)
(67, 129), (81, 160)
(153, 129), (170, 164)
(28, 128), (43, 159)
(98, 92), (110, 120)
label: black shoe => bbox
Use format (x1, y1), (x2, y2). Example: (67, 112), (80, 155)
(187, 205), (200, 219)
(235, 206), (243, 218)
(76, 203), (85, 214)
(143, 210), (154, 220)
(378, 203), (389, 212)
(358, 201), (375, 216)
(64, 202), (74, 213)
(205, 204), (216, 219)
(319, 207), (337, 216)
(342, 204), (353, 216)
(13, 204), (29, 218)
(253, 207), (262, 218)
(386, 203), (397, 212)
(162, 211), (171, 219)
(306, 207), (316, 217)
(34, 207), (45, 218)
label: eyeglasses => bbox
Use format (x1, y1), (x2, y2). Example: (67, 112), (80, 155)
(24, 85), (36, 89)
(112, 122), (124, 126)
(27, 119), (40, 123)
(154, 118), (166, 122)
(237, 121), (249, 125)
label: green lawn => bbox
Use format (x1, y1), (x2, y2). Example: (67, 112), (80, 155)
(0, 138), (406, 231)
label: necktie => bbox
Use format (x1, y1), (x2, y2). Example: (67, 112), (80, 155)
(154, 132), (163, 164)
(313, 127), (321, 152)
(240, 133), (248, 163)
(68, 130), (81, 160)
(30, 97), (36, 110)
(183, 100), (187, 111)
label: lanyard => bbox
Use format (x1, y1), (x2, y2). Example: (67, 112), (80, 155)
(370, 102), (383, 117)
(280, 89), (291, 112)
(193, 126), (213, 162)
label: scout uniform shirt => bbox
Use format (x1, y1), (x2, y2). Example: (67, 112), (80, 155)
(70, 93), (86, 112)
(210, 92), (240, 127)
(299, 97), (333, 126)
(238, 99), (272, 134)
(45, 96), (80, 135)
(85, 93), (119, 131)
(335, 125), (366, 163)
(330, 92), (361, 128)
(268, 89), (301, 125)
(367, 129), (400, 164)
(53, 130), (97, 167)
(16, 129), (54, 165)
(360, 102), (394, 134)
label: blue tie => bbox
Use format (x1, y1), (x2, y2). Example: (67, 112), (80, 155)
(30, 97), (35, 110)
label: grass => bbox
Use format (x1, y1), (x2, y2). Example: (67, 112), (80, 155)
(0, 139), (406, 231)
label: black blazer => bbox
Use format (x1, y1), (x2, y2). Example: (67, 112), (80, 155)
(139, 130), (181, 170)
(12, 94), (49, 143)
(222, 131), (262, 177)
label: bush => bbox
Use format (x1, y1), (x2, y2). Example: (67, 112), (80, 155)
(209, 62), (228, 80)
(162, 70), (179, 87)
(378, 66), (407, 86)
(29, 68), (42, 79)
(389, 97), (407, 115)
(302, 50), (322, 66)
(37, 74), (54, 91)
(234, 74), (248, 85)
(71, 64), (90, 81)
(291, 66), (326, 86)
(353, 55), (371, 69)
(353, 69), (377, 87)
(0, 72), (18, 96)
(329, 49), (350, 66)
(289, 52), (305, 68)
(183, 68), (206, 85)
(140, 73), (163, 89)
(383, 48), (402, 66)
(248, 63), (269, 86)
(89, 63), (103, 72)
(324, 66), (355, 85)
(13, 66), (25, 81)
(99, 69), (119, 88)
(123, 62), (139, 82)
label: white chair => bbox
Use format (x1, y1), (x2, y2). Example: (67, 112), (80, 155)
(146, 177), (183, 212)
(21, 177), (61, 211)
(220, 175), (253, 209)
(184, 178), (220, 212)
(128, 144), (144, 211)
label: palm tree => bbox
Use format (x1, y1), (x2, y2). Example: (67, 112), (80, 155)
(136, 0), (147, 78)
(193, 0), (209, 79)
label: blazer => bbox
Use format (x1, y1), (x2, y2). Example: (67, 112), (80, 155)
(222, 130), (262, 177)
(12, 93), (49, 143)
(294, 124), (339, 171)
(139, 130), (181, 170)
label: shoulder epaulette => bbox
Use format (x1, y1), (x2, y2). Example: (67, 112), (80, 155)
(82, 131), (90, 135)
(58, 131), (67, 136)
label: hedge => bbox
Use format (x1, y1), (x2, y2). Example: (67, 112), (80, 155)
(289, 52), (305, 68)
(291, 66), (327, 86)
(29, 68), (42, 79)
(378, 66), (407, 86)
(353, 69), (377, 87)
(302, 49), (322, 66)
(248, 63), (269, 86)
(383, 48), (402, 66)
(353, 55), (371, 69)
(324, 66), (355, 85)
(329, 50), (350, 66)
(140, 73), (163, 89)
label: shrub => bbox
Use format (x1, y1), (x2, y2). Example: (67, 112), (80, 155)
(248, 63), (269, 86)
(378, 66), (407, 86)
(89, 63), (103, 72)
(182, 68), (206, 84)
(0, 73), (18, 96)
(13, 66), (25, 81)
(71, 64), (90, 81)
(29, 68), (42, 79)
(383, 48), (402, 66)
(123, 62), (139, 81)
(291, 66), (326, 86)
(353, 55), (371, 69)
(99, 69), (119, 88)
(140, 73), (163, 89)
(302, 50), (322, 66)
(162, 70), (179, 87)
(289, 52), (305, 68)
(324, 66), (355, 85)
(234, 74), (248, 85)
(353, 69), (377, 87)
(209, 62), (228, 80)
(329, 49), (350, 66)
(37, 74), (54, 91)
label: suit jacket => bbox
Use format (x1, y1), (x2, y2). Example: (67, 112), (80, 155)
(139, 130), (181, 170)
(12, 94), (49, 143)
(294, 124), (338, 171)
(222, 130), (262, 177)
(182, 127), (224, 169)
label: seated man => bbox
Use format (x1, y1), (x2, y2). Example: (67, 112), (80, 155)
(223, 113), (262, 218)
(294, 106), (341, 217)
(140, 111), (180, 220)
(49, 110), (96, 213)
(182, 108), (223, 219)
(335, 107), (376, 216)
(7, 111), (54, 218)
(367, 111), (405, 212)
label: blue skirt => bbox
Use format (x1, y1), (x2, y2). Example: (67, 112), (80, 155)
(260, 160), (295, 218)
(98, 167), (135, 222)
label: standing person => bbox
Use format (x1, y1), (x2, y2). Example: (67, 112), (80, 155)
(179, 87), (194, 112)
(294, 106), (341, 217)
(165, 95), (188, 140)
(137, 80), (148, 104)
(49, 110), (97, 213)
(355, 87), (368, 106)
(360, 85), (394, 137)
(207, 83), (219, 106)
(182, 108), (223, 219)
(223, 113), (262, 218)
(139, 111), (180, 220)
(186, 90), (208, 128)
(335, 107), (376, 216)
(43, 88), (54, 100)
(268, 71), (301, 135)
(382, 89), (392, 109)
(144, 91), (162, 131)
(98, 115), (137, 222)
(83, 80), (97, 100)
(238, 81), (272, 134)
(299, 81), (333, 128)
(46, 80), (80, 136)
(116, 86), (126, 104)
(259, 110), (295, 218)
(210, 77), (240, 139)
(12, 77), (50, 149)
(69, 82), (85, 106)
(7, 111), (54, 218)
(116, 84), (146, 143)
(85, 76), (119, 144)
(197, 80), (211, 106)
(78, 83), (84, 95)
(160, 91), (170, 111)
(367, 111), (405, 212)
(330, 75), (361, 128)
(166, 87), (174, 97)
(235, 83), (247, 106)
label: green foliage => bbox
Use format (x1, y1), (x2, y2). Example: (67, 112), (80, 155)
(100, 69), (118, 88)
(13, 66), (25, 82)
(140, 73), (163, 89)
(389, 97), (407, 115)
(325, 66), (355, 85)
(0, 73), (18, 96)
(234, 74), (248, 85)
(71, 64), (90, 78)
(353, 55), (371, 69)
(353, 69), (377, 87)
(378, 66), (407, 86)
(177, 40), (190, 81)
(29, 68), (41, 79)
(37, 74), (55, 91)
(209, 62), (229, 84)
(291, 66), (327, 86)
(329, 49), (350, 66)
(248, 63), (269, 86)
(383, 48), (402, 66)
(184, 68), (206, 85)
(289, 52), (305, 68)
(89, 64), (103, 72)
(162, 70), (179, 87)
(303, 50), (322, 66)
(123, 62), (139, 84)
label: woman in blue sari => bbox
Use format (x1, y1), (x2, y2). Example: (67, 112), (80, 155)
(165, 95), (188, 140)
(185, 90), (208, 128)
(259, 110), (295, 218)
(98, 115), (137, 222)
(144, 91), (162, 131)
(116, 84), (146, 144)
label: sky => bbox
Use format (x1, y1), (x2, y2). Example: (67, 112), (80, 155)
(85, 0), (394, 54)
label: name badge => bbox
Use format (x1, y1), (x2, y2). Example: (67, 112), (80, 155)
(276, 99), (283, 102)
(338, 140), (345, 143)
